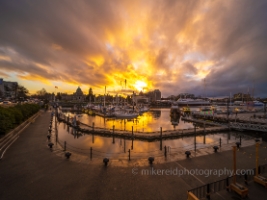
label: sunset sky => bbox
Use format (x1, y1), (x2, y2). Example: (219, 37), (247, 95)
(0, 0), (267, 97)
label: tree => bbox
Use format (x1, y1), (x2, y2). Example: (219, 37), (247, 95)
(17, 85), (29, 98)
(36, 88), (47, 97)
(87, 87), (95, 102)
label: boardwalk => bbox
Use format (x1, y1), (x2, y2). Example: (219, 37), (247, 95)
(0, 110), (267, 200)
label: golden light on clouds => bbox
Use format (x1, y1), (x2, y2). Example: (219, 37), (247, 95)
(1, 0), (266, 96)
(134, 80), (147, 91)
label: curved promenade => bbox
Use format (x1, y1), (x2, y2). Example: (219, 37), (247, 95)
(0, 110), (266, 200)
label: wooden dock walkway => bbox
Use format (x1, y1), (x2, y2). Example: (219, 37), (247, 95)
(188, 112), (267, 132)
(57, 116), (229, 141)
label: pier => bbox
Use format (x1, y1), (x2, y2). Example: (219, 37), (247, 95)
(57, 114), (229, 141)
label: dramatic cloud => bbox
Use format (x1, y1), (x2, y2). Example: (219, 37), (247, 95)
(0, 0), (267, 96)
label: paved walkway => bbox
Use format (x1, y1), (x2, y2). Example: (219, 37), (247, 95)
(0, 110), (267, 200)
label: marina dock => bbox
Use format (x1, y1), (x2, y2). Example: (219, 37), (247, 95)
(58, 115), (229, 141)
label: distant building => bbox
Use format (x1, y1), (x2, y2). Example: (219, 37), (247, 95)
(0, 78), (18, 98)
(132, 95), (149, 104)
(146, 89), (161, 102)
(61, 86), (85, 101)
(73, 86), (85, 101)
(177, 93), (195, 99)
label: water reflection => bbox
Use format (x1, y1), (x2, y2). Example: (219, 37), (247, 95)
(56, 106), (263, 161)
(57, 122), (253, 159)
(64, 108), (193, 132)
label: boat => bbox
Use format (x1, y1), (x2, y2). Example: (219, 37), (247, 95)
(136, 105), (150, 113)
(114, 110), (139, 119)
(200, 106), (211, 112)
(176, 98), (210, 106)
(233, 101), (246, 106)
(253, 101), (264, 106)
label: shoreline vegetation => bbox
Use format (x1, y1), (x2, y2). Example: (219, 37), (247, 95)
(0, 104), (40, 135)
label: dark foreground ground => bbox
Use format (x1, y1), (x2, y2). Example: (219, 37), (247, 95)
(0, 110), (266, 200)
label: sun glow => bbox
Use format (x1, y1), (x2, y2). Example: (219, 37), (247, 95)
(134, 80), (147, 91)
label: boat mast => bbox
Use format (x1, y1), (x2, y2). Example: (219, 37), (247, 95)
(104, 86), (106, 108)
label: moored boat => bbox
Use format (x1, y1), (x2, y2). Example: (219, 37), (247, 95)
(176, 98), (210, 106)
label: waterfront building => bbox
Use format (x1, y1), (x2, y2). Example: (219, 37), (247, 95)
(146, 89), (161, 102)
(0, 78), (18, 98)
(61, 86), (85, 102)
(132, 94), (149, 105)
(177, 93), (195, 99)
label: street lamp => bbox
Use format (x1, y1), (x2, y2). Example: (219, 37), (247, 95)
(264, 101), (266, 118)
(193, 123), (197, 152)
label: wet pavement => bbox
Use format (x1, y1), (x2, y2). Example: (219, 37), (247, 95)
(0, 110), (266, 200)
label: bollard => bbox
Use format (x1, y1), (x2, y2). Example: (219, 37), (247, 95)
(185, 151), (191, 158)
(128, 149), (131, 161)
(206, 183), (210, 200)
(64, 141), (66, 151)
(103, 158), (109, 166)
(48, 142), (54, 149)
(213, 146), (219, 153)
(148, 157), (154, 165)
(164, 146), (167, 158)
(90, 147), (92, 160)
(65, 152), (71, 159)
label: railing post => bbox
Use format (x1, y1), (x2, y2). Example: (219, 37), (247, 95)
(226, 177), (229, 192)
(113, 125), (115, 144)
(206, 183), (210, 200)
(64, 141), (66, 151)
(194, 124), (196, 152)
(92, 122), (94, 132)
(244, 172), (248, 185)
(128, 149), (131, 161)
(124, 138), (126, 153)
(90, 147), (92, 160)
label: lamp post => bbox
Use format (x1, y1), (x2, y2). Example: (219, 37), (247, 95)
(264, 101), (266, 118)
(227, 98), (230, 122)
(193, 123), (197, 152)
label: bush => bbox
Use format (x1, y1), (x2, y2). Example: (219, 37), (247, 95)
(0, 104), (40, 135)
